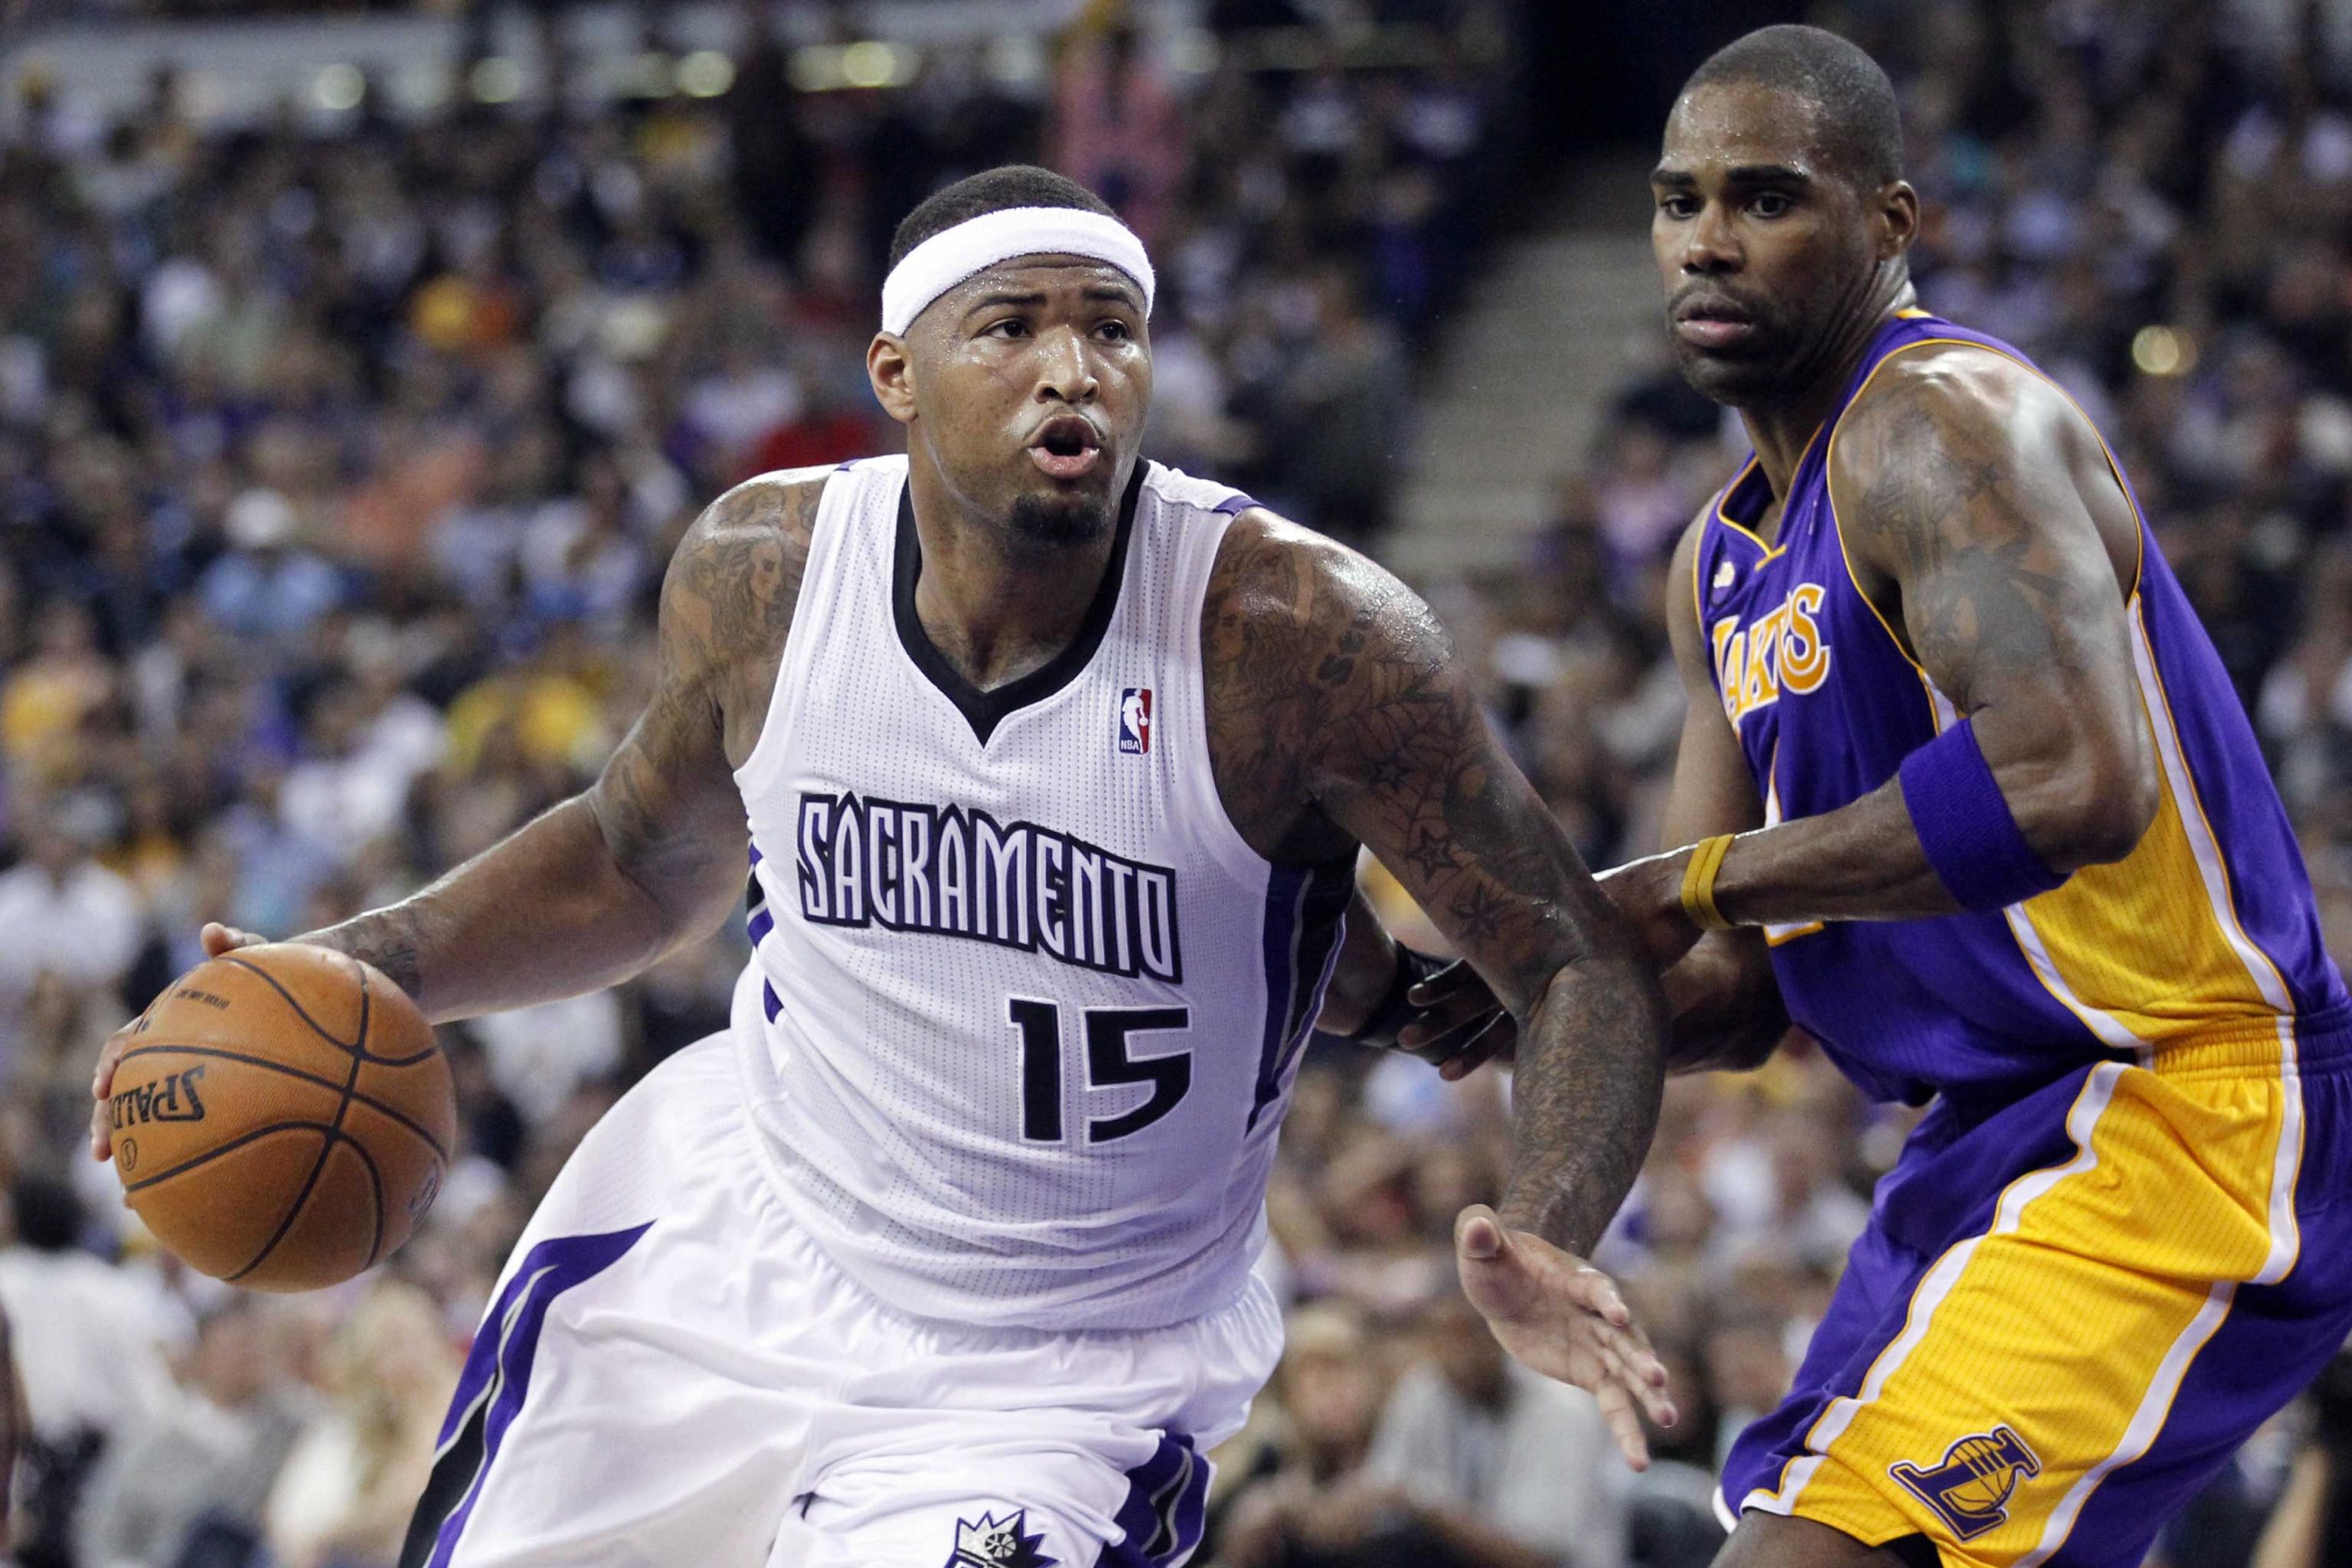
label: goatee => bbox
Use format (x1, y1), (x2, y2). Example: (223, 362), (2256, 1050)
(1006, 491), (1112, 550)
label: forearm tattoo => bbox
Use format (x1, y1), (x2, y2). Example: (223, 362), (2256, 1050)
(1203, 514), (1666, 1254)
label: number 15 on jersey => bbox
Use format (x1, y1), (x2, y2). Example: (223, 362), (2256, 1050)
(1008, 1000), (1192, 1144)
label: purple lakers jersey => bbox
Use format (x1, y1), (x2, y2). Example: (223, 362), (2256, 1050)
(1695, 309), (2350, 1103)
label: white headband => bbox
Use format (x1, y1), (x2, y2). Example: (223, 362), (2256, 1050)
(880, 206), (1155, 337)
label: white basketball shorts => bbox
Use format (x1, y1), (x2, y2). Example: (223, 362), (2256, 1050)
(397, 1033), (1282, 1568)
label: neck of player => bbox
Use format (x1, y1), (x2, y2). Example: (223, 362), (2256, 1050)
(904, 449), (1126, 693)
(1740, 272), (1918, 504)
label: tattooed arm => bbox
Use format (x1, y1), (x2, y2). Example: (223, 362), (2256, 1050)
(1204, 511), (1674, 1462)
(1355, 516), (1792, 1083)
(1605, 347), (2159, 965)
(93, 475), (818, 1157)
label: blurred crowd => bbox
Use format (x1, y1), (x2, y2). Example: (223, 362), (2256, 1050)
(0, 1), (2348, 1567)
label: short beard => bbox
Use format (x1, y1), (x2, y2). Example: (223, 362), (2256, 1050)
(1668, 311), (1806, 408)
(1006, 491), (1112, 551)
(1673, 342), (1792, 408)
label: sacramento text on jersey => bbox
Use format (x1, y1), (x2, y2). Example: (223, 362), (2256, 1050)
(793, 791), (1184, 984)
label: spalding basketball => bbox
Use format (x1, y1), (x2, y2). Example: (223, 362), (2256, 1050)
(108, 943), (456, 1292)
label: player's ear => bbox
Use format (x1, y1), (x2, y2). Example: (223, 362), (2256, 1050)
(1877, 180), (1920, 260)
(867, 332), (918, 426)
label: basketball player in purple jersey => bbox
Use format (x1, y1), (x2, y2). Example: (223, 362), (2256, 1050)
(90, 166), (1674, 1565)
(1411, 24), (2352, 1568)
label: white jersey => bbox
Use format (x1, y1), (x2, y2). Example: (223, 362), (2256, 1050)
(729, 454), (1351, 1332)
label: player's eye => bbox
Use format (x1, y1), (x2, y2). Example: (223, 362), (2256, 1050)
(1749, 191), (1793, 217)
(984, 318), (1030, 340)
(1095, 320), (1132, 343)
(1658, 194), (1699, 219)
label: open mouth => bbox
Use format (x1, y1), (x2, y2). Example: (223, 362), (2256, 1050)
(1029, 416), (1103, 480)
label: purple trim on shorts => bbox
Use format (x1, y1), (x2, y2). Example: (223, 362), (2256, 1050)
(1098, 1434), (1209, 1566)
(1211, 493), (1256, 515)
(403, 1223), (651, 1568)
(746, 841), (776, 956)
(2026, 1021), (2352, 1566)
(1720, 1065), (2094, 1518)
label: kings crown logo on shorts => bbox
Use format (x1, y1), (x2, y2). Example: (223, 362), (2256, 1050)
(1890, 1425), (2041, 1541)
(1118, 688), (1152, 755)
(944, 1508), (1057, 1568)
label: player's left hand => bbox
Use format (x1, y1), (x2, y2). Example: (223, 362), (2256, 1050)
(91, 921), (270, 1161)
(1454, 1204), (1676, 1470)
(1596, 852), (1706, 972)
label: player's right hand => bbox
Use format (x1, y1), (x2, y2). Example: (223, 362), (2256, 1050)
(1455, 1204), (1676, 1470)
(90, 923), (266, 1161)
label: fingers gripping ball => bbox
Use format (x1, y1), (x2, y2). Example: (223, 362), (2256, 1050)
(107, 945), (456, 1292)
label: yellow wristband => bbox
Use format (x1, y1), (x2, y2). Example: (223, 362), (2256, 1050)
(1678, 834), (1738, 933)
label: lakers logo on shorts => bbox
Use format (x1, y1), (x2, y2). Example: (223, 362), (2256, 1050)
(946, 1508), (1057, 1568)
(1890, 1426), (2041, 1540)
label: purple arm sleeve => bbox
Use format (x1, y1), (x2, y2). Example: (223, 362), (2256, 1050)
(1897, 717), (2069, 911)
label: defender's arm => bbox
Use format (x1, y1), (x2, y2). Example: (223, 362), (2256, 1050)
(1637, 515), (1791, 1073)
(1608, 351), (2158, 964)
(93, 476), (817, 1157)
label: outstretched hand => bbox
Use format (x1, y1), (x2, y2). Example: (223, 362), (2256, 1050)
(90, 923), (267, 1161)
(1454, 1204), (1676, 1469)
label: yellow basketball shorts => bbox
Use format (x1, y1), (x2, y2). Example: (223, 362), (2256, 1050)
(1720, 1014), (2352, 1566)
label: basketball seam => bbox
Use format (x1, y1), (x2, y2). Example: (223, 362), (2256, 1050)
(224, 969), (373, 1284)
(113, 1043), (451, 1161)
(120, 1119), (342, 1194)
(346, 1129), (387, 1269)
(217, 955), (433, 1065)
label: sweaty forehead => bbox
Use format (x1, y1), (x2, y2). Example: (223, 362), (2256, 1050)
(936, 254), (1145, 312)
(1659, 80), (1830, 177)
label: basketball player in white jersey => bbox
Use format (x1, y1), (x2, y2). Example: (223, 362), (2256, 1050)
(92, 166), (1673, 1567)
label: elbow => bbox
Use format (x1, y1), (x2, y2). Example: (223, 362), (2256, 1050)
(2027, 743), (2159, 873)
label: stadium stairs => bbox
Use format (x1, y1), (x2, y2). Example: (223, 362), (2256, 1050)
(1388, 151), (1660, 582)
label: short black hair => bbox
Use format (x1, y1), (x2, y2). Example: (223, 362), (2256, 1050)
(1681, 24), (1904, 193)
(887, 165), (1118, 273)
(11, 1172), (83, 1252)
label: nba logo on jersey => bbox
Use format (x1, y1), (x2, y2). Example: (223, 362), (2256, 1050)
(1119, 688), (1152, 754)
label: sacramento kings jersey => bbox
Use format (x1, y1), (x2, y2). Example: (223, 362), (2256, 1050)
(1694, 309), (2350, 1106)
(727, 455), (1351, 1332)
